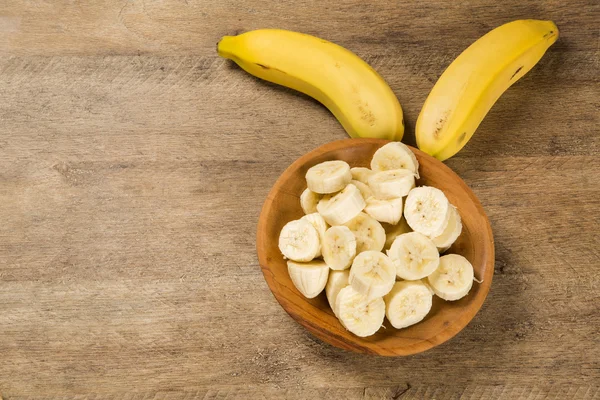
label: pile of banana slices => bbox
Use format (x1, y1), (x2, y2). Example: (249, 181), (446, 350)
(279, 142), (477, 337)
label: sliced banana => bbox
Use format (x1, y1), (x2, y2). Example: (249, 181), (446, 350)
(349, 251), (395, 299)
(335, 286), (385, 337)
(368, 169), (416, 200)
(317, 183), (365, 226)
(343, 212), (386, 253)
(404, 186), (450, 237)
(431, 205), (462, 252)
(301, 213), (328, 257)
(306, 160), (352, 194)
(382, 217), (412, 250)
(384, 280), (433, 329)
(350, 167), (374, 184)
(427, 254), (474, 301)
(300, 188), (323, 214)
(322, 226), (356, 270)
(278, 219), (321, 262)
(364, 197), (403, 225)
(371, 142), (420, 178)
(388, 232), (440, 280)
(287, 260), (330, 299)
(351, 179), (374, 201)
(326, 269), (350, 316)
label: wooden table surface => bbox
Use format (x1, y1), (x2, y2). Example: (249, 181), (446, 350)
(0, 1), (598, 398)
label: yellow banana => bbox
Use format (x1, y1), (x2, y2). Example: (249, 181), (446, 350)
(416, 20), (558, 161)
(217, 29), (404, 141)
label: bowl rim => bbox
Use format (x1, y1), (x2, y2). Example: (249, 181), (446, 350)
(256, 138), (494, 356)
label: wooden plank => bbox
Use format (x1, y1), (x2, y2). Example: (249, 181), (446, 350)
(1, 386), (599, 399)
(0, 0), (598, 55)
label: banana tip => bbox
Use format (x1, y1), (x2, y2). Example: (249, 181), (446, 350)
(542, 21), (559, 43)
(216, 35), (235, 58)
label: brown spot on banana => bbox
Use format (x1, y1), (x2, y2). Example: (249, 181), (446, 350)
(457, 132), (467, 144)
(510, 66), (523, 80)
(433, 111), (449, 139)
(255, 63), (287, 74)
(358, 105), (376, 126)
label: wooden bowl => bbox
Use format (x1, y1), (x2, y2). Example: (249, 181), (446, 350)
(256, 139), (494, 356)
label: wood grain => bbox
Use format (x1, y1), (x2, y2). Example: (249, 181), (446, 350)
(0, 0), (598, 398)
(257, 139), (494, 356)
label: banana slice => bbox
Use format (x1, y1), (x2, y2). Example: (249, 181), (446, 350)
(335, 286), (385, 337)
(364, 197), (403, 225)
(343, 212), (386, 253)
(404, 186), (450, 237)
(431, 205), (462, 252)
(388, 232), (440, 280)
(384, 280), (433, 329)
(350, 167), (374, 184)
(371, 142), (420, 178)
(382, 217), (412, 250)
(326, 269), (350, 315)
(306, 160), (352, 194)
(427, 254), (474, 301)
(322, 226), (356, 270)
(317, 183), (365, 226)
(349, 251), (395, 299)
(301, 213), (328, 257)
(351, 180), (374, 201)
(300, 188), (323, 214)
(287, 260), (330, 299)
(279, 219), (321, 262)
(368, 169), (416, 200)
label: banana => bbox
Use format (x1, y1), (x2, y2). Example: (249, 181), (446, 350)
(317, 183), (365, 226)
(326, 269), (350, 316)
(382, 217), (412, 250)
(306, 160), (352, 194)
(343, 212), (386, 253)
(369, 169), (415, 200)
(427, 254), (474, 301)
(335, 286), (385, 337)
(431, 205), (462, 252)
(300, 188), (323, 214)
(350, 167), (375, 184)
(322, 226), (357, 270)
(384, 280), (433, 329)
(371, 142), (420, 178)
(217, 29), (404, 141)
(416, 20), (559, 161)
(349, 251), (396, 299)
(388, 232), (440, 280)
(404, 186), (450, 237)
(351, 179), (374, 201)
(368, 169), (416, 200)
(287, 260), (330, 299)
(279, 219), (321, 262)
(364, 197), (403, 225)
(301, 213), (328, 257)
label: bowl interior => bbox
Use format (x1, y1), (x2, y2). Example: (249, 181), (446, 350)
(256, 139), (494, 356)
